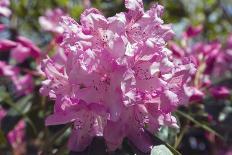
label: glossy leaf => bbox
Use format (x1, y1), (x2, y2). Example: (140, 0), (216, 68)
(151, 145), (173, 155)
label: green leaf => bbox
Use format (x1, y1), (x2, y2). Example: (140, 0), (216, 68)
(0, 129), (6, 145)
(3, 95), (36, 135)
(8, 95), (33, 116)
(70, 5), (84, 18)
(175, 110), (224, 140)
(151, 145), (173, 155)
(55, 0), (68, 6)
(156, 126), (179, 146)
(206, 0), (216, 5)
(152, 135), (182, 155)
(0, 86), (8, 102)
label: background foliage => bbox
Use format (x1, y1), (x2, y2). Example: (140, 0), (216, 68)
(0, 0), (232, 155)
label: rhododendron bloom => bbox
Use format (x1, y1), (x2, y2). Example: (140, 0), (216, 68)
(40, 0), (195, 152)
(169, 41), (185, 57)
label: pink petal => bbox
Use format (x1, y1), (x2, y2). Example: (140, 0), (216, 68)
(0, 39), (17, 51)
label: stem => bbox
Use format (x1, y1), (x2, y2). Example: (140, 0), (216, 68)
(175, 110), (223, 140)
(174, 122), (189, 149)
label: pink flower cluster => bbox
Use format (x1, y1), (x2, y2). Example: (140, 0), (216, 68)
(40, 0), (195, 152)
(169, 26), (232, 101)
(0, 36), (41, 95)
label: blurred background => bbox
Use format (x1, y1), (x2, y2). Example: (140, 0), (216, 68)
(0, 0), (232, 155)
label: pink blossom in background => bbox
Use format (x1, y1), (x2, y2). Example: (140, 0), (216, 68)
(40, 0), (195, 152)
(0, 24), (5, 31)
(39, 8), (67, 57)
(16, 36), (41, 58)
(0, 0), (11, 17)
(0, 37), (41, 63)
(227, 34), (232, 49)
(226, 150), (232, 155)
(0, 35), (40, 96)
(200, 43), (221, 75)
(9, 36), (41, 63)
(222, 34), (232, 71)
(201, 75), (211, 87)
(7, 120), (26, 154)
(11, 43), (32, 63)
(168, 25), (232, 103)
(7, 120), (25, 147)
(183, 25), (203, 38)
(216, 149), (232, 155)
(0, 61), (18, 76)
(12, 74), (34, 95)
(0, 39), (17, 51)
(39, 8), (66, 34)
(0, 61), (34, 95)
(210, 86), (230, 99)
(189, 88), (205, 102)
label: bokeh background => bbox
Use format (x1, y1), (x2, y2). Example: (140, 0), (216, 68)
(0, 0), (232, 155)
